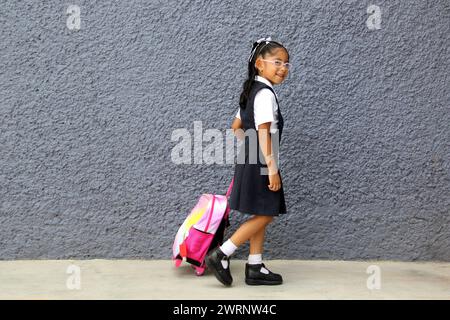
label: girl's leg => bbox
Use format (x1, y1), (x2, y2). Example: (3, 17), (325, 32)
(242, 217), (282, 286)
(247, 226), (265, 266)
(249, 225), (266, 254)
(229, 215), (273, 247)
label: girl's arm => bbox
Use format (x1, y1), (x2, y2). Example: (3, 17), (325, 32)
(258, 122), (278, 175)
(231, 117), (244, 140)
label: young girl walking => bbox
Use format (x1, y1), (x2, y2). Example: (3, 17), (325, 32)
(205, 37), (291, 286)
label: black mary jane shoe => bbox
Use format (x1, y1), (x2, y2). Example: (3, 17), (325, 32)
(205, 247), (233, 286)
(245, 263), (283, 285)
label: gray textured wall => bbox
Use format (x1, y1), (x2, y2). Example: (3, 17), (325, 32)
(1, 0), (449, 261)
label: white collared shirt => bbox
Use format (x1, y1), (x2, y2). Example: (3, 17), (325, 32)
(235, 75), (279, 134)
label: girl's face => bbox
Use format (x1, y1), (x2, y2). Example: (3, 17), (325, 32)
(255, 47), (290, 85)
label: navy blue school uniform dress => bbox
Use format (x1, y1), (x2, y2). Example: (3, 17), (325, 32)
(229, 76), (287, 216)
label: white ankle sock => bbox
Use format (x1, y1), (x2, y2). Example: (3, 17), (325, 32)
(248, 254), (269, 274)
(219, 239), (238, 269)
(248, 254), (262, 265)
(220, 239), (238, 257)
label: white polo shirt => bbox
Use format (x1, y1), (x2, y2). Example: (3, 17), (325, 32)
(235, 75), (279, 134)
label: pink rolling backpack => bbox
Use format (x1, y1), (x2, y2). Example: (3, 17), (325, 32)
(172, 178), (234, 276)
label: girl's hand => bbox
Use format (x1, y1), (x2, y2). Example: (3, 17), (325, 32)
(268, 172), (281, 192)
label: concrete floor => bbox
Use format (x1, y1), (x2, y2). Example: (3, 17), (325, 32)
(0, 259), (449, 300)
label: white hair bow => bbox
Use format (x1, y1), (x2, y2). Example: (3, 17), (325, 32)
(248, 37), (272, 62)
(256, 36), (272, 43)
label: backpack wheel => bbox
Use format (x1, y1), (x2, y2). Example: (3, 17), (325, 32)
(194, 266), (205, 276)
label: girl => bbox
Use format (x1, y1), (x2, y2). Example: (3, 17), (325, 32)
(206, 37), (291, 286)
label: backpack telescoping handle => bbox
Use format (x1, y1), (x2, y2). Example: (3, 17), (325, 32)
(226, 177), (234, 198)
(224, 177), (234, 220)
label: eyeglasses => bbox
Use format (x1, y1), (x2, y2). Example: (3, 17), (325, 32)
(260, 59), (292, 70)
